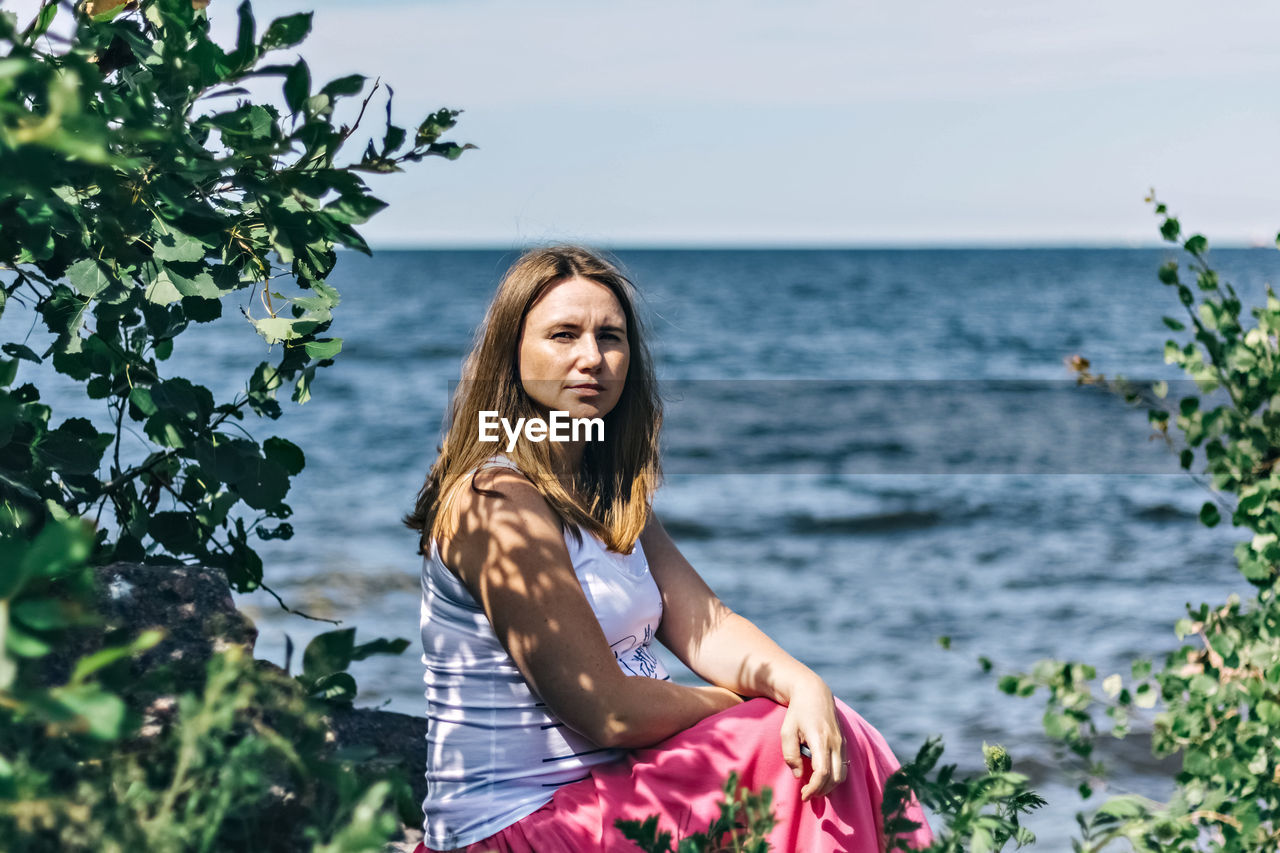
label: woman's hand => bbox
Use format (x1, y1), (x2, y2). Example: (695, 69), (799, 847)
(779, 676), (848, 801)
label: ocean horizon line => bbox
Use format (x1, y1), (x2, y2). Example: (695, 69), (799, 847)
(354, 241), (1278, 253)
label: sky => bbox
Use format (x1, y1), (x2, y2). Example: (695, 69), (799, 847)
(12, 0), (1280, 247)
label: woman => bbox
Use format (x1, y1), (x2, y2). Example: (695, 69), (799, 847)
(403, 246), (932, 852)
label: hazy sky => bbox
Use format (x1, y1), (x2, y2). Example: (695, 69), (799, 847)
(14, 0), (1280, 246)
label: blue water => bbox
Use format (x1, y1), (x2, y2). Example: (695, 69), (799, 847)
(6, 248), (1277, 848)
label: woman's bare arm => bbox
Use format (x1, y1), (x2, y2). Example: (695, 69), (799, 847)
(641, 513), (849, 800)
(438, 468), (741, 749)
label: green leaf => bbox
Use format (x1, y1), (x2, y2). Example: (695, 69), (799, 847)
(12, 597), (80, 631)
(303, 92), (332, 120)
(163, 263), (222, 299)
(230, 0), (257, 65)
(1199, 501), (1221, 527)
(1239, 488), (1266, 516)
(383, 124), (406, 155)
(233, 454), (289, 510)
(21, 1), (57, 42)
(69, 629), (165, 685)
(1, 343), (41, 363)
(320, 73), (365, 98)
(1257, 699), (1280, 725)
(349, 636), (410, 661)
(424, 141), (476, 161)
(303, 338), (342, 360)
(263, 436), (305, 475)
(1183, 234), (1208, 256)
(151, 378), (214, 425)
(6, 621), (52, 657)
(66, 259), (113, 298)
(128, 386), (158, 417)
(261, 12), (312, 50)
(284, 60), (310, 114)
(0, 606), (14, 690)
(415, 108), (459, 145)
(323, 193), (387, 225)
(20, 518), (93, 580)
(152, 230), (207, 263)
(1097, 795), (1146, 819)
(144, 270), (183, 305)
(253, 316), (299, 344)
(34, 417), (110, 475)
(149, 511), (205, 554)
(308, 671), (357, 703)
(48, 684), (128, 740)
(302, 627), (356, 679)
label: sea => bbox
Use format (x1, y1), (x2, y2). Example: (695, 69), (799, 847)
(5, 247), (1277, 849)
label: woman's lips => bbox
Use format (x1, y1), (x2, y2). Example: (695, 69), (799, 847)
(567, 383), (605, 393)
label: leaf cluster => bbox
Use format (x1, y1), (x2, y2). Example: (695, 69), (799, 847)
(1, 1), (461, 848)
(294, 626), (410, 705)
(617, 771), (776, 853)
(883, 737), (1045, 853)
(1, 642), (409, 852)
(0, 0), (471, 593)
(987, 197), (1280, 851)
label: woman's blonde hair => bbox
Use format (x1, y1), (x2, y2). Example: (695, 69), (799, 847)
(403, 245), (662, 555)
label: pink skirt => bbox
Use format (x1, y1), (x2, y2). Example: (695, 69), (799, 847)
(417, 697), (934, 853)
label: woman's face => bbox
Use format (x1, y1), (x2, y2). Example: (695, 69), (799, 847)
(518, 276), (630, 421)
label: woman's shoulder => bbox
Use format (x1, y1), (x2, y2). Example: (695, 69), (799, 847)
(464, 454), (538, 497)
(441, 456), (560, 547)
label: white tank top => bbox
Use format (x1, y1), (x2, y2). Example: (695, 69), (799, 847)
(419, 457), (669, 849)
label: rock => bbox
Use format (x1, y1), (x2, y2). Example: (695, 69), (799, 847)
(43, 561), (258, 692)
(323, 704), (428, 807)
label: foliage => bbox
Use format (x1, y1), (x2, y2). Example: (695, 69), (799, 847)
(295, 626), (410, 705)
(995, 196), (1280, 851)
(615, 736), (1042, 853)
(617, 771), (776, 853)
(1, 0), (469, 848)
(637, 197), (1280, 852)
(0, 0), (472, 594)
(884, 738), (1045, 853)
(0, 643), (411, 852)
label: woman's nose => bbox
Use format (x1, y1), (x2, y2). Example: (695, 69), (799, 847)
(575, 335), (603, 369)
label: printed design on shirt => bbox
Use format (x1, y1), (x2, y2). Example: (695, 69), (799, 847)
(611, 624), (661, 678)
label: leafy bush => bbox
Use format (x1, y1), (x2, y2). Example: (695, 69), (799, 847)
(1, 642), (403, 852)
(627, 200), (1280, 852)
(998, 197), (1280, 851)
(0, 0), (470, 591)
(1, 0), (470, 848)
(884, 738), (1045, 852)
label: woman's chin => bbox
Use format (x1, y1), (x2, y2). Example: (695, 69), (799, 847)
(557, 402), (610, 422)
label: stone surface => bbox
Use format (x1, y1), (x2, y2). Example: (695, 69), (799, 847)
(44, 561), (258, 691)
(324, 704), (428, 807)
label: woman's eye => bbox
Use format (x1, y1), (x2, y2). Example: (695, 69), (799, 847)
(551, 331), (573, 339)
